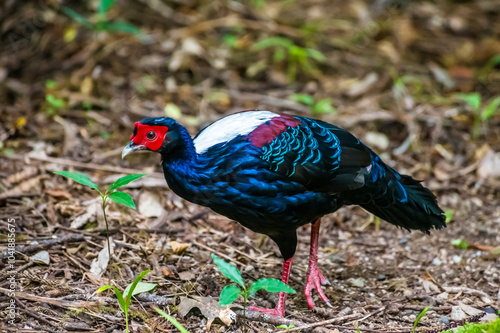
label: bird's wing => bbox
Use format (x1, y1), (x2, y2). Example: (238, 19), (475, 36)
(252, 116), (373, 193)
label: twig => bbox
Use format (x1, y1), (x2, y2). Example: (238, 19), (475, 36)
(236, 309), (304, 327)
(344, 306), (385, 325)
(0, 234), (85, 259)
(277, 312), (365, 333)
(136, 292), (173, 305)
(0, 287), (98, 308)
(15, 296), (59, 327)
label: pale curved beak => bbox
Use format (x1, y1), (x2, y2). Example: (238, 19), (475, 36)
(122, 141), (146, 159)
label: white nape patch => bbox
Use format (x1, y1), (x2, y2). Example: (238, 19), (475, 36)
(193, 111), (279, 154)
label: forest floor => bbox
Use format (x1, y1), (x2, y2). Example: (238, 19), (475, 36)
(0, 1), (499, 332)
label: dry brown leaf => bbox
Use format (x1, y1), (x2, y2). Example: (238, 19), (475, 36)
(45, 189), (72, 200)
(6, 166), (38, 184)
(171, 241), (190, 254)
(178, 296), (235, 330)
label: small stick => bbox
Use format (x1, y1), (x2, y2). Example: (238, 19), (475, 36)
(0, 234), (85, 259)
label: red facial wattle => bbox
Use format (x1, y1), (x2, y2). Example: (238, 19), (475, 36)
(131, 122), (168, 151)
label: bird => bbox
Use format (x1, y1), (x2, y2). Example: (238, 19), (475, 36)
(122, 110), (445, 316)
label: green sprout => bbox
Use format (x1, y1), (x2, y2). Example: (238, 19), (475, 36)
(451, 239), (469, 250)
(253, 37), (326, 82)
(97, 269), (156, 333)
(53, 171), (145, 258)
(444, 209), (454, 223)
(291, 94), (336, 114)
(277, 324), (296, 332)
(212, 254), (295, 331)
(154, 308), (190, 333)
(458, 93), (500, 140)
(412, 305), (431, 333)
(62, 0), (141, 35)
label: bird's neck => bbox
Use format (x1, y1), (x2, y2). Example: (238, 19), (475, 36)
(159, 127), (209, 202)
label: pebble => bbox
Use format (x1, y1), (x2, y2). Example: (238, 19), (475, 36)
(438, 316), (450, 325)
(450, 306), (467, 320)
(453, 255), (462, 263)
(377, 274), (386, 281)
(484, 307), (497, 314)
(347, 277), (366, 288)
(432, 258), (442, 265)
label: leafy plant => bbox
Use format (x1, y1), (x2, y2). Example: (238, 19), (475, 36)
(440, 314), (500, 333)
(277, 324), (296, 332)
(154, 307), (190, 333)
(253, 37), (326, 81)
(97, 269), (156, 333)
(62, 0), (141, 35)
(412, 305), (431, 333)
(451, 239), (469, 250)
(45, 80), (65, 115)
(458, 93), (500, 140)
(212, 254), (295, 331)
(53, 171), (145, 257)
(291, 94), (336, 114)
(444, 209), (454, 223)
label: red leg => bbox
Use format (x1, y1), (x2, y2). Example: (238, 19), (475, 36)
(248, 257), (293, 317)
(304, 218), (332, 309)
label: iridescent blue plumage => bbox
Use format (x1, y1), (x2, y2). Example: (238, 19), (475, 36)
(131, 112), (445, 261)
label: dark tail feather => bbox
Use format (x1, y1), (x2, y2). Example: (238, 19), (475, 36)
(357, 153), (446, 233)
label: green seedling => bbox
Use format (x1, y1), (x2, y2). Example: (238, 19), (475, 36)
(45, 80), (65, 115)
(212, 254), (295, 332)
(451, 239), (469, 250)
(412, 305), (431, 333)
(444, 209), (454, 223)
(154, 307), (190, 333)
(97, 269), (156, 333)
(277, 324), (296, 332)
(458, 93), (500, 140)
(291, 94), (336, 114)
(253, 37), (325, 82)
(53, 171), (145, 257)
(440, 313), (500, 333)
(63, 0), (141, 35)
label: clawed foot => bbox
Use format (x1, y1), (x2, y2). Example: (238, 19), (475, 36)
(248, 305), (284, 317)
(304, 265), (332, 309)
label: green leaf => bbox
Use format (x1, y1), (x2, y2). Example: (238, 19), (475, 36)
(97, 285), (126, 312)
(62, 7), (93, 28)
(46, 94), (65, 109)
(444, 209), (454, 223)
(123, 282), (156, 299)
(253, 37), (293, 50)
(306, 48), (326, 62)
(313, 98), (336, 114)
(219, 285), (241, 306)
(108, 174), (146, 192)
(106, 21), (142, 34)
(96, 285), (114, 293)
(458, 93), (481, 111)
(154, 307), (190, 333)
(124, 269), (150, 309)
(481, 96), (500, 120)
(99, 0), (117, 15)
(108, 191), (136, 209)
(248, 278), (296, 297)
(412, 305), (431, 333)
(451, 239), (468, 250)
(211, 254), (244, 288)
(53, 171), (99, 191)
(291, 94), (314, 106)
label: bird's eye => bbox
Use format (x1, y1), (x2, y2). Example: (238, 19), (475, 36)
(146, 131), (156, 140)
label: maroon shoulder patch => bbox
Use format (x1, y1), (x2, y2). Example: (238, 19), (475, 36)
(249, 114), (302, 148)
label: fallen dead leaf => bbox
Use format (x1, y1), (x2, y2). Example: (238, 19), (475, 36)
(178, 296), (235, 330)
(171, 241), (190, 254)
